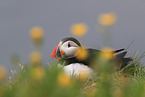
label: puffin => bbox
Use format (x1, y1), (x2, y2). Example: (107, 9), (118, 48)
(50, 37), (132, 77)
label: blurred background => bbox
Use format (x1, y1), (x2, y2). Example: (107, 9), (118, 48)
(0, 0), (145, 69)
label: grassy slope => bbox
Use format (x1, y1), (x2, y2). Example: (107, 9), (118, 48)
(0, 52), (145, 97)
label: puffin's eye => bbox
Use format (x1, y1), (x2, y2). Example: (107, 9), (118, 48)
(68, 43), (71, 47)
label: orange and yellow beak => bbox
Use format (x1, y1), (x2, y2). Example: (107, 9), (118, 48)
(51, 44), (64, 59)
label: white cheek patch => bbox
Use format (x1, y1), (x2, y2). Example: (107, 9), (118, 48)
(64, 47), (78, 57)
(60, 41), (79, 58)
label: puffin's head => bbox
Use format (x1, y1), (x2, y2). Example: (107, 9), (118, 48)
(51, 37), (81, 59)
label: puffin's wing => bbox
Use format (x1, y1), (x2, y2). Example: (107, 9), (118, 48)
(114, 51), (133, 69)
(114, 51), (127, 58)
(87, 49), (101, 57)
(86, 48), (132, 69)
(114, 48), (125, 54)
(87, 48), (125, 55)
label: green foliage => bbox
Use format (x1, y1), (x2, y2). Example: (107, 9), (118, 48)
(121, 52), (145, 77)
(0, 51), (145, 97)
(1, 64), (83, 97)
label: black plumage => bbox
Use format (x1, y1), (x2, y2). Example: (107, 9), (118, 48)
(59, 48), (132, 69)
(51, 37), (132, 69)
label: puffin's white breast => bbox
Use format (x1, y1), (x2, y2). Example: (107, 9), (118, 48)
(63, 63), (94, 79)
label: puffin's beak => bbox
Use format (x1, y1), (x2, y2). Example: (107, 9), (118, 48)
(51, 44), (64, 59)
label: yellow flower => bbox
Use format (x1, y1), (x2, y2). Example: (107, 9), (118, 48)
(30, 27), (44, 40)
(31, 67), (45, 80)
(0, 65), (7, 80)
(100, 47), (114, 59)
(29, 51), (41, 64)
(98, 13), (117, 26)
(71, 23), (88, 37)
(76, 48), (88, 60)
(78, 68), (90, 81)
(57, 72), (71, 87)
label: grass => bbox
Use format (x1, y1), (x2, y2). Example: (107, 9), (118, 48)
(0, 51), (145, 97)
